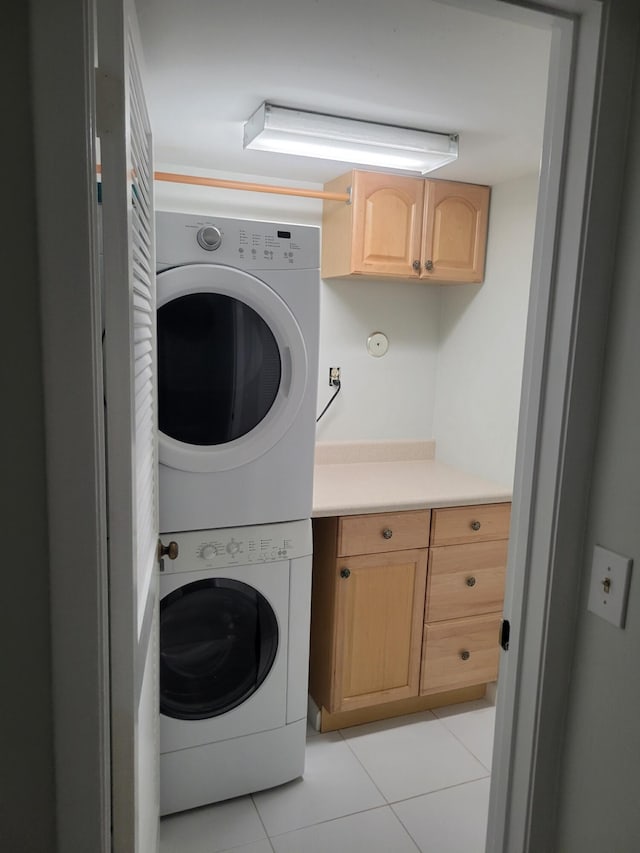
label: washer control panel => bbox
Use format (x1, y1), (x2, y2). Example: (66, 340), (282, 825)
(159, 519), (312, 574)
(197, 534), (291, 565)
(155, 211), (319, 271)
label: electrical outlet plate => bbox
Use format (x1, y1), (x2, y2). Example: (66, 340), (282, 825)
(587, 545), (633, 628)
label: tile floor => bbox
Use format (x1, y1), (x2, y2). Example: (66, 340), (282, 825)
(160, 698), (495, 853)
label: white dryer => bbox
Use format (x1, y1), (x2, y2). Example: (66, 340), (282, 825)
(159, 518), (312, 815)
(156, 212), (320, 533)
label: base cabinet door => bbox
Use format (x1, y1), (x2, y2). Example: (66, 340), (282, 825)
(332, 548), (428, 712)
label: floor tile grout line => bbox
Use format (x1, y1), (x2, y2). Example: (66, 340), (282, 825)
(256, 777), (491, 849)
(389, 776), (493, 853)
(391, 805), (430, 853)
(263, 801), (421, 845)
(333, 710), (492, 803)
(249, 792), (277, 852)
(434, 718), (495, 774)
(251, 730), (392, 840)
(423, 704), (496, 774)
(334, 725), (395, 805)
(384, 803), (423, 853)
(387, 773), (491, 808)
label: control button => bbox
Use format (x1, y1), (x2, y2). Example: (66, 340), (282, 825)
(200, 544), (216, 561)
(196, 225), (222, 251)
(226, 539), (241, 555)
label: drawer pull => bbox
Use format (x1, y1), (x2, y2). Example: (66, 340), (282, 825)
(466, 576), (477, 587)
(460, 650), (471, 661)
(382, 528), (393, 540)
(470, 520), (481, 531)
(340, 567), (351, 579)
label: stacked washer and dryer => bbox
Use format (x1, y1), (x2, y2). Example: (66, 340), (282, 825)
(155, 212), (319, 816)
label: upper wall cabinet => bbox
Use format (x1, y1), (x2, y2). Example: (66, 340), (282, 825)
(322, 170), (491, 283)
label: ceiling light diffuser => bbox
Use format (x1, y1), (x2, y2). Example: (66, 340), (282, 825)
(243, 103), (458, 175)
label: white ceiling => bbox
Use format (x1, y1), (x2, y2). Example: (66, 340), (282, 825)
(135, 0), (552, 187)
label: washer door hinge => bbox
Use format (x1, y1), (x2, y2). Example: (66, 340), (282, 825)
(500, 619), (511, 651)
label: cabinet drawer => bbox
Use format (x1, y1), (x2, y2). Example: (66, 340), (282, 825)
(338, 510), (430, 557)
(420, 614), (501, 694)
(426, 540), (507, 622)
(430, 503), (510, 547)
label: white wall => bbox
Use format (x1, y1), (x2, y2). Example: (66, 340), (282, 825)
(431, 173), (539, 486)
(155, 166), (536, 477)
(554, 54), (640, 852)
(155, 164), (441, 444)
(316, 277), (440, 441)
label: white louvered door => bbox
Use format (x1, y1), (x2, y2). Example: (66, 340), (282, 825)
(97, 0), (159, 849)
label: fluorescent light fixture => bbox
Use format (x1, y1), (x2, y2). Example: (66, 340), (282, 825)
(243, 103), (458, 175)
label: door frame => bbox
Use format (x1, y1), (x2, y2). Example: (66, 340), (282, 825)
(30, 0), (110, 851)
(29, 0), (637, 851)
(471, 1), (638, 850)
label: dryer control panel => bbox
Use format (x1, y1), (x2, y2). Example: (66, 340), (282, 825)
(155, 211), (319, 272)
(159, 518), (313, 573)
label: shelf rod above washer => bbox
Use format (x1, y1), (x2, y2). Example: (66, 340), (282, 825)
(97, 166), (351, 203)
(153, 171), (351, 203)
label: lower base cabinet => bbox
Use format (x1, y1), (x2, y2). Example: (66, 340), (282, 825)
(310, 502), (511, 730)
(309, 511), (430, 716)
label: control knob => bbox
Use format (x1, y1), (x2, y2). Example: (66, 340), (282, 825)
(226, 539), (241, 555)
(196, 225), (222, 251)
(200, 544), (216, 561)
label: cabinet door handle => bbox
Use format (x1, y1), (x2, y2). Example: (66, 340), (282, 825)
(424, 259), (434, 271)
(460, 650), (471, 661)
(466, 576), (477, 587)
(470, 520), (481, 531)
(340, 567), (351, 579)
(412, 259), (421, 270)
(382, 528), (393, 540)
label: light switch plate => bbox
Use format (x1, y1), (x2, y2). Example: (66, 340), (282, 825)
(587, 545), (633, 628)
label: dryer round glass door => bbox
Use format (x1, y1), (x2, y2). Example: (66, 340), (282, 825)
(160, 577), (279, 721)
(158, 292), (281, 445)
(156, 264), (308, 473)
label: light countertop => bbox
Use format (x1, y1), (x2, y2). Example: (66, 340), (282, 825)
(312, 441), (512, 518)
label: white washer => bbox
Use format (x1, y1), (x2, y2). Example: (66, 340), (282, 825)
(156, 212), (320, 533)
(159, 518), (312, 816)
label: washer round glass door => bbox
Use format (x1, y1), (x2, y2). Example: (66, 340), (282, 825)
(157, 264), (308, 473)
(160, 577), (279, 721)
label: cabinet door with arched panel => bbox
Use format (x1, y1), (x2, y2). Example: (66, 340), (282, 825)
(420, 180), (490, 283)
(322, 171), (490, 283)
(351, 171), (425, 278)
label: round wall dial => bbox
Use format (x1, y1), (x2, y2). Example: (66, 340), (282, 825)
(367, 331), (389, 357)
